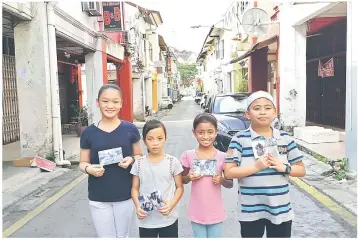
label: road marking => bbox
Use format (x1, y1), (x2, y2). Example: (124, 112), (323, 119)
(3, 174), (88, 238)
(289, 176), (357, 227)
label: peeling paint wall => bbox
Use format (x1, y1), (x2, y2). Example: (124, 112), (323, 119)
(13, 3), (53, 157)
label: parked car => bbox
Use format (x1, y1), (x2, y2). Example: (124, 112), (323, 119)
(205, 93), (251, 152)
(199, 94), (208, 108)
(195, 92), (204, 104)
(160, 96), (174, 109)
(203, 94), (213, 109)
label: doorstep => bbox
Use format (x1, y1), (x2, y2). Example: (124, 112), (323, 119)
(295, 138), (345, 161)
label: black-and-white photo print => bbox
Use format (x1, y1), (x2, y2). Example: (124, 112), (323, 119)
(252, 138), (280, 159)
(98, 147), (124, 166)
(193, 159), (217, 176)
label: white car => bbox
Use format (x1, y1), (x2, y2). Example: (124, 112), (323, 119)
(160, 97), (174, 109)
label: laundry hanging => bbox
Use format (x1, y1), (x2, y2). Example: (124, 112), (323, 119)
(318, 57), (334, 78)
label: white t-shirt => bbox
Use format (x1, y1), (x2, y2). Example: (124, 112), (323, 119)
(130, 154), (183, 228)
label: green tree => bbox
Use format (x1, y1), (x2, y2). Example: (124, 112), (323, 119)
(178, 64), (198, 87)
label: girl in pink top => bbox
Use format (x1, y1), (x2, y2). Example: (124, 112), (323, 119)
(180, 113), (233, 238)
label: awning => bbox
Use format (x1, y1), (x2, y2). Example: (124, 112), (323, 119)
(227, 35), (278, 65)
(125, 2), (163, 26)
(307, 17), (345, 35)
(196, 21), (225, 63)
(158, 35), (168, 51)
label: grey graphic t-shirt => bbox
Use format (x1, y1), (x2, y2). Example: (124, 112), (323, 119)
(130, 154), (183, 228)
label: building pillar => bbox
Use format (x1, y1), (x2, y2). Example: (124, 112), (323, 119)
(102, 40), (108, 84)
(85, 41), (105, 124)
(132, 73), (145, 121)
(13, 3), (53, 157)
(346, 0), (358, 172)
(145, 76), (153, 111)
(279, 3), (307, 129)
(118, 56), (133, 122)
(152, 72), (159, 112)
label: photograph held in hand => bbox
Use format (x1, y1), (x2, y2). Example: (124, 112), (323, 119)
(193, 159), (217, 176)
(98, 147), (124, 166)
(139, 191), (165, 212)
(252, 138), (280, 160)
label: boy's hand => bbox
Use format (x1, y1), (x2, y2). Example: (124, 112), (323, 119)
(267, 153), (286, 172)
(136, 206), (148, 220)
(189, 172), (202, 181)
(255, 156), (270, 170)
(159, 200), (174, 216)
(212, 174), (223, 185)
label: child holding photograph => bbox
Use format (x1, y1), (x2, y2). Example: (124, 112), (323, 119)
(79, 84), (143, 238)
(180, 113), (233, 238)
(224, 91), (306, 238)
(131, 120), (184, 238)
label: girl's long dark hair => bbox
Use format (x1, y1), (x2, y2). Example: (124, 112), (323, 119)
(193, 113), (218, 130)
(97, 84), (122, 99)
(143, 119), (167, 153)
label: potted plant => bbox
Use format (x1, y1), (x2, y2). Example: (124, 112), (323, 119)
(70, 105), (88, 137)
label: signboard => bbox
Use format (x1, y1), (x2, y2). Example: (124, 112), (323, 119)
(103, 2), (123, 31)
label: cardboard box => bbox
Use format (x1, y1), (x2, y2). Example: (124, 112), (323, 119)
(12, 157), (35, 167)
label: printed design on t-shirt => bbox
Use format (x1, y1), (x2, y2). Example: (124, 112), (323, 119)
(139, 190), (165, 212)
(193, 159), (217, 176)
(278, 145), (288, 155)
(98, 147), (124, 166)
(252, 138), (280, 159)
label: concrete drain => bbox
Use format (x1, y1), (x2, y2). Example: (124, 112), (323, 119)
(33, 188), (51, 197)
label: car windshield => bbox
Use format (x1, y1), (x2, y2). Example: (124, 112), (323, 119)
(213, 95), (248, 114)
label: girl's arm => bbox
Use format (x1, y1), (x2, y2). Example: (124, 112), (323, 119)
(120, 141), (144, 169)
(132, 141), (144, 159)
(131, 176), (141, 208)
(159, 174), (184, 216)
(221, 175), (233, 188)
(181, 167), (192, 184)
(172, 174), (184, 207)
(79, 149), (91, 173)
(131, 175), (147, 219)
(79, 149), (104, 177)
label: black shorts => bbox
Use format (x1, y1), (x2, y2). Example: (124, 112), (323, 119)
(239, 219), (292, 238)
(139, 220), (178, 238)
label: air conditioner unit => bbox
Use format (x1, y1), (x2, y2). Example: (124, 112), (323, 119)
(121, 31), (134, 45)
(82, 2), (102, 17)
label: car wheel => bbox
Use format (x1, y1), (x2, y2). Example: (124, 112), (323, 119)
(168, 104), (173, 109)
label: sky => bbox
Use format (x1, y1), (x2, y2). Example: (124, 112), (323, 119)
(132, 0), (233, 54)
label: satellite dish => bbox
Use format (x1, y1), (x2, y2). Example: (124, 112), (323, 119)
(241, 7), (271, 37)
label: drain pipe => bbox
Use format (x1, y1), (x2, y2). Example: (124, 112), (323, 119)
(46, 2), (71, 166)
